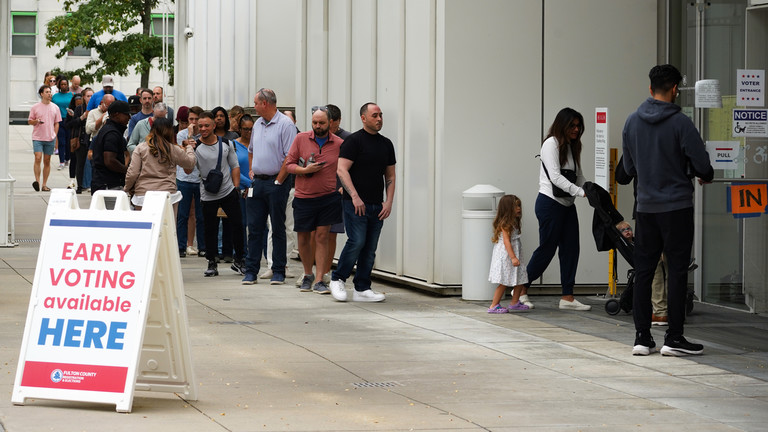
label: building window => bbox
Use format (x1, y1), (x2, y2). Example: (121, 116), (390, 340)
(66, 13), (91, 57)
(68, 46), (91, 57)
(151, 14), (174, 47)
(11, 12), (37, 56)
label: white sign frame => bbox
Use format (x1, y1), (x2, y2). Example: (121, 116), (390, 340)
(12, 190), (197, 412)
(733, 109), (768, 137)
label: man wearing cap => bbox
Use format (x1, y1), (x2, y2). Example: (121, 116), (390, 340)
(90, 100), (131, 194)
(87, 75), (128, 111)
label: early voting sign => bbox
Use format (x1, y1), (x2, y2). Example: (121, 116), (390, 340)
(13, 190), (197, 412)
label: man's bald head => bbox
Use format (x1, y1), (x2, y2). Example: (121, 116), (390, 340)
(100, 94), (116, 110)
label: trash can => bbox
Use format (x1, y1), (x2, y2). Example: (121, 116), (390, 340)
(461, 185), (505, 301)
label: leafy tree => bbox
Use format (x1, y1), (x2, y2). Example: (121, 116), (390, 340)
(45, 0), (174, 88)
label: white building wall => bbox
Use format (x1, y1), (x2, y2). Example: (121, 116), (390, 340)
(175, 0), (298, 110)
(298, 0), (657, 288)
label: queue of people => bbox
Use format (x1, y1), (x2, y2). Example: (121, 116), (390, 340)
(29, 75), (395, 303)
(28, 64), (714, 349)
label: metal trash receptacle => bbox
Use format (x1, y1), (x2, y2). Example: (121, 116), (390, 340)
(461, 185), (505, 301)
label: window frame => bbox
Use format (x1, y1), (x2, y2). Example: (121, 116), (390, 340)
(150, 13), (175, 45)
(11, 11), (38, 56)
(65, 13), (92, 57)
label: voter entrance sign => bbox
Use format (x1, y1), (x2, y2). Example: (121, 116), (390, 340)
(12, 190), (197, 412)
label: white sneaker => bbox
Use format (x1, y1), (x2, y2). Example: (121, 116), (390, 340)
(519, 294), (535, 309)
(329, 280), (347, 302)
(259, 269), (273, 279)
(352, 289), (385, 302)
(559, 298), (591, 311)
(186, 246), (199, 256)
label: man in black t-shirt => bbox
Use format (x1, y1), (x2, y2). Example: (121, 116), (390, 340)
(91, 100), (131, 194)
(329, 103), (396, 302)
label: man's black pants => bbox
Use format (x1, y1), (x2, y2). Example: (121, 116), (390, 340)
(202, 188), (244, 262)
(633, 207), (694, 340)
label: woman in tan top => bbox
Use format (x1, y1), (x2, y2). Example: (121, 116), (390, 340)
(125, 117), (196, 211)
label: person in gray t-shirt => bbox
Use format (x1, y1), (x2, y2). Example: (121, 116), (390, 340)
(194, 111), (245, 277)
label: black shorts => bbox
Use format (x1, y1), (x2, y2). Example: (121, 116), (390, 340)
(293, 193), (342, 232)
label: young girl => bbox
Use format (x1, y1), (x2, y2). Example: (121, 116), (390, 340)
(488, 195), (530, 313)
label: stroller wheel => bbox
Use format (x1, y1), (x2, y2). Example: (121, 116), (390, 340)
(605, 299), (621, 315)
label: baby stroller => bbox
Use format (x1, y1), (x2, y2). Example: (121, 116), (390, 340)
(582, 182), (697, 316)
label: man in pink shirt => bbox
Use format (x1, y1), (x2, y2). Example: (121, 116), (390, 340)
(284, 107), (342, 294)
(28, 85), (62, 191)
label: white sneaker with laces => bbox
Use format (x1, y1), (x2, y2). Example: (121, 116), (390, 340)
(352, 289), (385, 302)
(329, 280), (347, 301)
(558, 298), (591, 311)
(519, 294), (535, 309)
(186, 246), (199, 255)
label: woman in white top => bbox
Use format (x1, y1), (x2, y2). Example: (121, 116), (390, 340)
(521, 107), (591, 311)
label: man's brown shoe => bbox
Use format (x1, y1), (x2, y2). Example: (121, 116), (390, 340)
(652, 314), (668, 326)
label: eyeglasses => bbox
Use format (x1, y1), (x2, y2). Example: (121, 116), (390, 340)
(619, 227), (633, 234)
(311, 105), (328, 113)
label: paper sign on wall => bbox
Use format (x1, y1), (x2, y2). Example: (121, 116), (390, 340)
(737, 69), (764, 107)
(706, 141), (740, 170)
(695, 79), (723, 108)
(594, 108), (609, 191)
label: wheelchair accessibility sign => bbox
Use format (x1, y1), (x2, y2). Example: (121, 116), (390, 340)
(733, 109), (768, 137)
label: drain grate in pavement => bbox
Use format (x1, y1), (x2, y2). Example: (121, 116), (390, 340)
(352, 381), (402, 388)
(14, 239), (41, 243)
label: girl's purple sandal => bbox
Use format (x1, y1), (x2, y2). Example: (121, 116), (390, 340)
(487, 305), (508, 314)
(507, 301), (530, 312)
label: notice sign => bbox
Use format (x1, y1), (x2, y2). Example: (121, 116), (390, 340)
(594, 108), (609, 191)
(695, 79), (723, 108)
(727, 183), (768, 218)
(733, 109), (768, 137)
(19, 219), (153, 393)
(706, 141), (740, 170)
(737, 69), (764, 107)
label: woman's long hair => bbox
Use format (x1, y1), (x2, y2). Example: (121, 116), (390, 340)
(146, 117), (176, 167)
(544, 107), (584, 168)
(491, 195), (522, 243)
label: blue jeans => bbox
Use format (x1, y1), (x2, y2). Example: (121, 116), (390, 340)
(525, 193), (580, 295)
(332, 201), (384, 292)
(83, 158), (92, 188)
(57, 121), (70, 164)
(245, 178), (290, 276)
(177, 180), (205, 252)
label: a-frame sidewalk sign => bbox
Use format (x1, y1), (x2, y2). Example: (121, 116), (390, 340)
(12, 189), (198, 412)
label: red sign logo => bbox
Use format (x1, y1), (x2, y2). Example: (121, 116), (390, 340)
(596, 112), (607, 123)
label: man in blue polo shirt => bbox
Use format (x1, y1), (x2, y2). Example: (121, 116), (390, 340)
(242, 88), (297, 285)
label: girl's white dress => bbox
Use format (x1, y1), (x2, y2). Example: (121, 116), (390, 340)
(488, 228), (529, 286)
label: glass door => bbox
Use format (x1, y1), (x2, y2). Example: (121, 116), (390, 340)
(670, 0), (768, 312)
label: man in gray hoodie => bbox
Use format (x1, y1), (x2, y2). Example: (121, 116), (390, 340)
(622, 64), (714, 357)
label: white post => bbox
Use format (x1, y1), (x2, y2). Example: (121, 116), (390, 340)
(0, 1), (17, 247)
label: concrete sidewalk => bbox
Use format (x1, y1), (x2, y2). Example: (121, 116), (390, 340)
(2, 125), (768, 431)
